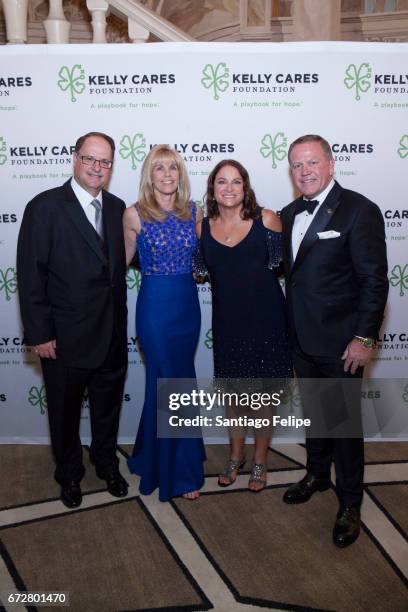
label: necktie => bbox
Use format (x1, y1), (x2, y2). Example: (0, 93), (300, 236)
(295, 199), (319, 216)
(90, 198), (104, 240)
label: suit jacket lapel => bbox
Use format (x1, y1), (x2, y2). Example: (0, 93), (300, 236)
(291, 182), (342, 274)
(61, 181), (108, 266)
(283, 202), (298, 270)
(101, 192), (117, 278)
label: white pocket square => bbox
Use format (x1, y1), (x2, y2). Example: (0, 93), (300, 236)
(317, 230), (341, 239)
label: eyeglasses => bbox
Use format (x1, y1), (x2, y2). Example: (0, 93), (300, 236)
(78, 155), (113, 169)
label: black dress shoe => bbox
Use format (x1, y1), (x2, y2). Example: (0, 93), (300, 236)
(103, 471), (129, 498)
(60, 481), (82, 508)
(283, 473), (331, 504)
(333, 506), (361, 548)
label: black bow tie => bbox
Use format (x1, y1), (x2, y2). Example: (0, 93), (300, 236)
(295, 199), (319, 215)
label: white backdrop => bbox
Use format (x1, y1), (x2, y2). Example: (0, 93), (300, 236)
(0, 42), (407, 443)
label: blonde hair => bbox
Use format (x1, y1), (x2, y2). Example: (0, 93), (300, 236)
(137, 145), (192, 222)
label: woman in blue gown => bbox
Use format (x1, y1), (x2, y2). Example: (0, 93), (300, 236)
(123, 145), (205, 501)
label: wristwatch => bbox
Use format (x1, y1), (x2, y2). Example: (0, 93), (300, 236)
(355, 336), (377, 349)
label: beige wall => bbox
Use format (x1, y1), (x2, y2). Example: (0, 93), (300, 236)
(0, 0), (407, 44)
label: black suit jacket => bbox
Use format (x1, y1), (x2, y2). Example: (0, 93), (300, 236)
(17, 180), (128, 368)
(280, 181), (388, 357)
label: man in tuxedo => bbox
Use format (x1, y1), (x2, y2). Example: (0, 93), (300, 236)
(17, 132), (129, 508)
(280, 134), (388, 547)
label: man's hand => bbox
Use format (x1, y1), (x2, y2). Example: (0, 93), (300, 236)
(34, 339), (57, 359)
(341, 338), (372, 374)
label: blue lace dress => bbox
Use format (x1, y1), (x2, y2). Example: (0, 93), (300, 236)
(127, 204), (205, 501)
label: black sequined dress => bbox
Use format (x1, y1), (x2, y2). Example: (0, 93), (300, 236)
(200, 213), (292, 385)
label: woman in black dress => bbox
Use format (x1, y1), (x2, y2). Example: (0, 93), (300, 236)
(197, 159), (292, 492)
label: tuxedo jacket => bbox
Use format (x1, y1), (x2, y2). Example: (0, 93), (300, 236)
(280, 181), (388, 357)
(17, 180), (128, 368)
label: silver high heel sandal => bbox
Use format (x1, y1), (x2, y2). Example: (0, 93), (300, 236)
(218, 457), (246, 487)
(248, 463), (267, 493)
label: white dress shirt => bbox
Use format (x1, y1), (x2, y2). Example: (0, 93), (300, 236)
(291, 179), (335, 261)
(71, 177), (102, 231)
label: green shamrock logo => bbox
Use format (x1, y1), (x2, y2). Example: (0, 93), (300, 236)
(119, 134), (146, 170)
(260, 133), (287, 169)
(57, 65), (86, 103)
(0, 137), (7, 165)
(204, 328), (213, 349)
(397, 135), (408, 159)
(28, 385), (47, 414)
(201, 63), (229, 101)
(344, 63), (372, 101)
(389, 264), (408, 297)
(0, 267), (17, 301)
(126, 269), (142, 291)
(402, 384), (408, 403)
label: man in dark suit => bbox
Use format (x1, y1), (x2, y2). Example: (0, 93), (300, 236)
(17, 132), (129, 508)
(281, 134), (388, 547)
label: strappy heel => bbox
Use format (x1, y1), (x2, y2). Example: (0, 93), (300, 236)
(248, 463), (267, 493)
(218, 457), (246, 487)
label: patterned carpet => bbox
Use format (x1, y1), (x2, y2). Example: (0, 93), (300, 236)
(0, 443), (407, 611)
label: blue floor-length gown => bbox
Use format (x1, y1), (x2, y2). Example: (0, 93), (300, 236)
(127, 204), (205, 501)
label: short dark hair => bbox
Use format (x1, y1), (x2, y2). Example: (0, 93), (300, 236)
(205, 159), (259, 220)
(74, 132), (115, 156)
(288, 134), (333, 163)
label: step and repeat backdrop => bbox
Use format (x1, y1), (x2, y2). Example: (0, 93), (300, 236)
(0, 41), (407, 443)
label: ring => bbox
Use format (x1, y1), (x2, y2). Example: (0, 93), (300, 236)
(34, 348), (38, 354)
